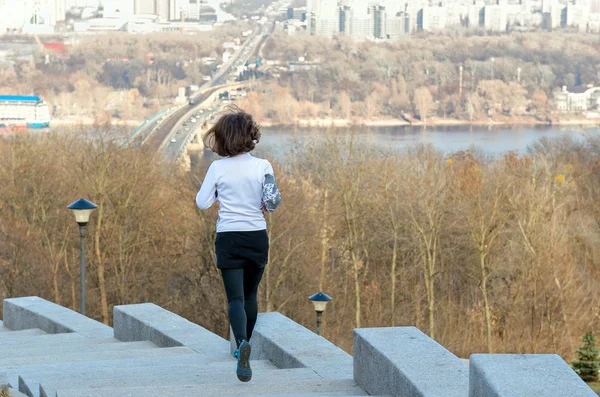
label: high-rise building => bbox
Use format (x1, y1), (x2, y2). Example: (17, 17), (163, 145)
(55, 0), (67, 23)
(372, 5), (386, 38)
(566, 1), (588, 31)
(25, 0), (67, 26)
(339, 5), (349, 33)
(419, 6), (447, 31)
(588, 12), (600, 32)
(307, 0), (338, 36)
(336, 0), (369, 39)
(542, 0), (565, 29)
(467, 0), (485, 28)
(134, 0), (155, 14)
(386, 10), (410, 38)
(483, 0), (507, 31)
(444, 3), (461, 26)
(170, 0), (185, 20)
(66, 0), (100, 7)
(155, 0), (169, 20)
(406, 0), (426, 32)
(0, 0), (27, 30)
(591, 0), (600, 13)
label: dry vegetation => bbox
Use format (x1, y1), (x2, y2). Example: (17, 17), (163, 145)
(0, 24), (249, 121)
(2, 128), (600, 361)
(241, 31), (600, 124)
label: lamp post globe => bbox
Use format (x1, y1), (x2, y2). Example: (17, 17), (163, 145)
(67, 198), (97, 316)
(308, 292), (332, 335)
(67, 198), (98, 226)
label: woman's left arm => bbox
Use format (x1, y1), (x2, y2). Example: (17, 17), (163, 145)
(262, 161), (281, 212)
(196, 163), (218, 210)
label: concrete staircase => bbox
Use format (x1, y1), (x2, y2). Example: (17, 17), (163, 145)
(0, 298), (378, 397)
(1, 297), (594, 397)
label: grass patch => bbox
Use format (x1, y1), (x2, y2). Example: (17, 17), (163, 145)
(588, 382), (600, 395)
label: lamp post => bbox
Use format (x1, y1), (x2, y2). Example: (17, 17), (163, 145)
(308, 292), (332, 336)
(67, 198), (97, 316)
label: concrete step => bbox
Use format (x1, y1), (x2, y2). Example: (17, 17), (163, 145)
(17, 359), (277, 382)
(2, 341), (157, 359)
(0, 352), (238, 382)
(0, 333), (88, 347)
(0, 346), (195, 367)
(4, 353), (233, 390)
(244, 393), (373, 397)
(0, 338), (120, 352)
(54, 379), (365, 397)
(19, 361), (279, 397)
(0, 329), (46, 340)
(8, 387), (29, 397)
(37, 368), (322, 397)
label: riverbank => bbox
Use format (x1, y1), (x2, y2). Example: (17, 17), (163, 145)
(50, 114), (600, 130)
(52, 118), (142, 127)
(259, 115), (600, 128)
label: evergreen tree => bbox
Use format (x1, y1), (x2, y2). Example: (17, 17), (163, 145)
(573, 333), (600, 382)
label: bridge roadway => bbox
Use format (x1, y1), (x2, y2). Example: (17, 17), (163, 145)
(163, 25), (271, 160)
(137, 23), (271, 161)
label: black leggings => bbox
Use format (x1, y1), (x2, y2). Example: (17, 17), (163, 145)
(221, 266), (265, 348)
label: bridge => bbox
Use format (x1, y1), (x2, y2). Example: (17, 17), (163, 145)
(0, 296), (594, 397)
(131, 23), (271, 168)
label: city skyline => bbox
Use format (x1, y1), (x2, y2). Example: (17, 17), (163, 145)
(299, 0), (600, 40)
(0, 0), (224, 34)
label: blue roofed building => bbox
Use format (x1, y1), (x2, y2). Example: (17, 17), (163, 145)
(0, 95), (51, 129)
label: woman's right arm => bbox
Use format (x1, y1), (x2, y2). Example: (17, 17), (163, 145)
(196, 163), (218, 210)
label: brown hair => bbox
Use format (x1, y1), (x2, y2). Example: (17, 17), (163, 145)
(203, 105), (261, 157)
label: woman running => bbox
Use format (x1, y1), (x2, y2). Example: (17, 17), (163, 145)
(196, 106), (281, 382)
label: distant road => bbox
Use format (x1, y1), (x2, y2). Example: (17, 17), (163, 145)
(158, 24), (271, 160)
(133, 14), (275, 161)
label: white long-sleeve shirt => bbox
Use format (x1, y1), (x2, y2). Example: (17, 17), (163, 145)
(196, 153), (280, 233)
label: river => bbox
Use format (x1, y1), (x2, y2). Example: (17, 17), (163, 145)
(253, 124), (600, 158)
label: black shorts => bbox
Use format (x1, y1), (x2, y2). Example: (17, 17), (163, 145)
(215, 230), (269, 269)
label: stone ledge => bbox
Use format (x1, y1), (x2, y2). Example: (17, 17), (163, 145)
(230, 312), (353, 379)
(2, 297), (112, 338)
(469, 354), (596, 397)
(353, 326), (469, 397)
(113, 303), (228, 354)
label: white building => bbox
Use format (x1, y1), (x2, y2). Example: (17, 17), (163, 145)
(170, 0), (211, 20)
(554, 85), (600, 111)
(66, 0), (100, 7)
(467, 1), (485, 28)
(551, 4), (566, 27)
(307, 0), (338, 36)
(222, 50), (232, 63)
(484, 1), (507, 32)
(0, 0), (66, 32)
(588, 12), (600, 32)
(155, 0), (169, 20)
(372, 5), (386, 38)
(134, 0), (155, 14)
(126, 15), (160, 33)
(566, 2), (588, 31)
(348, 0), (371, 38)
(445, 3), (462, 26)
(419, 6), (447, 31)
(386, 11), (410, 38)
